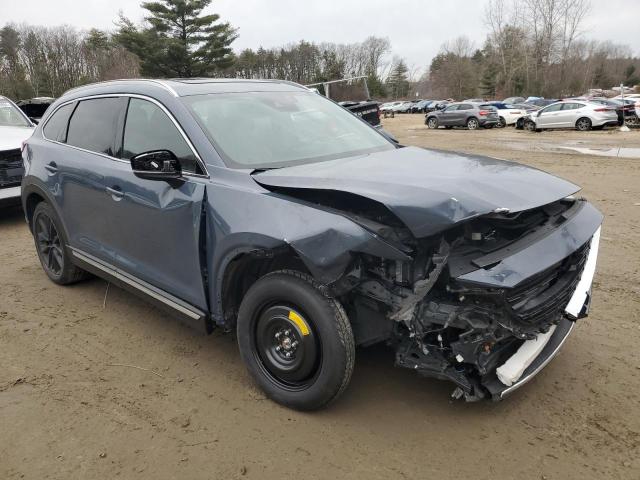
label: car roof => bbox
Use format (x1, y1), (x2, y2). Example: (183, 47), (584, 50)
(62, 78), (309, 99)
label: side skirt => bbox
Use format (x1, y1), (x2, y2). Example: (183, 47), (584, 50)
(70, 248), (209, 334)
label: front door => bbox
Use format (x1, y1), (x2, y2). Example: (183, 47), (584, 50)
(535, 103), (563, 128)
(105, 97), (209, 310)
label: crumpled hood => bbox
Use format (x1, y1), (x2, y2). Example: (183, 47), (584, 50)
(252, 146), (580, 237)
(0, 126), (34, 151)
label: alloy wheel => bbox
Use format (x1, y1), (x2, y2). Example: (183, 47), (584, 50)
(35, 213), (63, 277)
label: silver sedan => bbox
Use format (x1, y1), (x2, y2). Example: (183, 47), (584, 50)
(524, 101), (618, 131)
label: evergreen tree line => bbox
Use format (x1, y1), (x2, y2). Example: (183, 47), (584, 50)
(1, 0), (638, 101)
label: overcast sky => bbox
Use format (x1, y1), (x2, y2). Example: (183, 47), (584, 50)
(2, 0), (639, 76)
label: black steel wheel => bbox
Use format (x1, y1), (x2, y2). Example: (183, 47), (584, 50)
(237, 270), (355, 410)
(32, 202), (87, 285)
(254, 304), (320, 390)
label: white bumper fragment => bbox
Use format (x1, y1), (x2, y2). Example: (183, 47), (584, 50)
(0, 186), (21, 200)
(564, 226), (601, 318)
(496, 325), (556, 386)
(496, 227), (601, 387)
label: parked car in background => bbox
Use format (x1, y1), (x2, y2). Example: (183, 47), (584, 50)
(463, 98), (485, 103)
(503, 96), (526, 104)
(524, 101), (618, 132)
(424, 100), (449, 114)
(22, 78), (603, 408)
(15, 97), (56, 125)
(486, 102), (526, 127)
(525, 98), (560, 108)
(380, 102), (400, 117)
(513, 104), (542, 129)
(411, 100), (431, 113)
(425, 102), (499, 130)
(1, 95), (35, 205)
(396, 101), (414, 113)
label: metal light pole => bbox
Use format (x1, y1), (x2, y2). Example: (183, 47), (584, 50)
(620, 83), (630, 132)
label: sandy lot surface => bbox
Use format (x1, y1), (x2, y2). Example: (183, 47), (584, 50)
(1, 116), (639, 479)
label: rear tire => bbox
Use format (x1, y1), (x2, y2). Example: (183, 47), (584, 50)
(427, 117), (438, 129)
(466, 117), (479, 130)
(236, 270), (355, 411)
(576, 117), (592, 131)
(32, 202), (87, 285)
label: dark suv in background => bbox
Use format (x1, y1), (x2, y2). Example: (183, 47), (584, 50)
(22, 79), (602, 410)
(425, 102), (499, 130)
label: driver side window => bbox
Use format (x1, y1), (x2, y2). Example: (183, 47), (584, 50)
(122, 98), (202, 175)
(443, 105), (458, 112)
(540, 103), (563, 114)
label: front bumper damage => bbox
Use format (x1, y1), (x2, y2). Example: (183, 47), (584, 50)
(350, 198), (603, 401)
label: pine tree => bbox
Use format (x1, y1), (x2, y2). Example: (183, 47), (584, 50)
(386, 59), (410, 99)
(116, 0), (237, 77)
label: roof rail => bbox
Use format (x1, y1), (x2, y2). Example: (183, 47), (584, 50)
(62, 79), (178, 97)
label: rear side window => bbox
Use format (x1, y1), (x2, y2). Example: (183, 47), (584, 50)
(67, 98), (124, 156)
(561, 103), (583, 110)
(122, 98), (200, 174)
(43, 103), (75, 142)
(459, 104), (473, 110)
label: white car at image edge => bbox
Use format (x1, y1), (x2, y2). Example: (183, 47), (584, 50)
(0, 95), (35, 202)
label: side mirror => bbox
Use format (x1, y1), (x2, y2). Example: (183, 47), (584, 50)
(537, 111), (542, 117)
(130, 150), (184, 188)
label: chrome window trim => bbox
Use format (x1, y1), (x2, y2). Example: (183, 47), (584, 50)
(70, 248), (204, 320)
(41, 93), (209, 178)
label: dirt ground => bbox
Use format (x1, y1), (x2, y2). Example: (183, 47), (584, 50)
(1, 116), (639, 479)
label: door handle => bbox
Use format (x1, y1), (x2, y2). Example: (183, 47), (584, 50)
(44, 162), (58, 174)
(106, 186), (124, 200)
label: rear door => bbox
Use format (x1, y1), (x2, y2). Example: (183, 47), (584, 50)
(557, 102), (583, 127)
(53, 97), (128, 264)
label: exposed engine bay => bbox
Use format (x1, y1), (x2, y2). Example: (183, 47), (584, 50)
(327, 196), (597, 401)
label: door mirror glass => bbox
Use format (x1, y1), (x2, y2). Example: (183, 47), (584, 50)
(130, 150), (184, 187)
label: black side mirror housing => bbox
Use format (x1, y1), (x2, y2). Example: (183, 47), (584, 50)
(130, 150), (184, 188)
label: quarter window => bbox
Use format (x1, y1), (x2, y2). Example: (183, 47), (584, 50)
(66, 98), (124, 156)
(43, 103), (75, 142)
(122, 98), (200, 174)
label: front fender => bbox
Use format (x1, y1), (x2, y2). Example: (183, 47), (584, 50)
(205, 182), (410, 324)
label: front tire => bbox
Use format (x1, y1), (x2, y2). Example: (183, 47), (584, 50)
(524, 120), (537, 132)
(427, 117), (438, 129)
(32, 202), (87, 285)
(237, 270), (355, 410)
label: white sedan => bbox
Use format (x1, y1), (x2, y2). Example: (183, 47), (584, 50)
(487, 102), (526, 127)
(0, 95), (35, 203)
(524, 101), (618, 131)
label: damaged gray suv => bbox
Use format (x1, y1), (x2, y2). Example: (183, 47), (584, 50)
(21, 79), (603, 410)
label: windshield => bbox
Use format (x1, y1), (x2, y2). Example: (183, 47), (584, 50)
(184, 91), (393, 169)
(0, 98), (31, 127)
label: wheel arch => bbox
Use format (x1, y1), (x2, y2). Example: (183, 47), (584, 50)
(216, 245), (313, 328)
